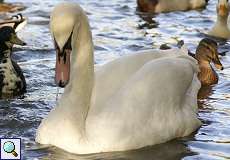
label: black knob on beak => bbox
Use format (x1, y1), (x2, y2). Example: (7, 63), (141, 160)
(58, 80), (66, 88)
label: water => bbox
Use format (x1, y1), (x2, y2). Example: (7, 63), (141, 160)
(0, 0), (229, 159)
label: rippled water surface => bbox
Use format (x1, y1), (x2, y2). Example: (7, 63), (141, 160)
(0, 0), (230, 159)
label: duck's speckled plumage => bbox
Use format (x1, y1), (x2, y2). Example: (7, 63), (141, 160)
(0, 26), (26, 98)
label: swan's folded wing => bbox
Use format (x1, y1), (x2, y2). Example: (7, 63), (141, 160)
(91, 48), (187, 110)
(87, 55), (201, 151)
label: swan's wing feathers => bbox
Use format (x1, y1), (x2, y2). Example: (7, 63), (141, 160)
(177, 54), (200, 72)
(89, 56), (201, 150)
(97, 56), (199, 126)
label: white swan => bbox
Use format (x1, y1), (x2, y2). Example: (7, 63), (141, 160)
(36, 3), (202, 154)
(208, 0), (230, 39)
(137, 0), (208, 13)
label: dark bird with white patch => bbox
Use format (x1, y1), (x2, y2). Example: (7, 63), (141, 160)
(0, 26), (26, 99)
(0, 13), (27, 32)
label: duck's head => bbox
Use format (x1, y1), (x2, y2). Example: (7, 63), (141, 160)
(195, 38), (223, 70)
(0, 26), (26, 50)
(50, 3), (84, 87)
(217, 0), (229, 17)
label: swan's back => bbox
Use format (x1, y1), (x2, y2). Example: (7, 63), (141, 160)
(87, 52), (202, 152)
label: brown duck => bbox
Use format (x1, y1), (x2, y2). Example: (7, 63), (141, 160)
(195, 38), (223, 86)
(160, 38), (223, 86)
(137, 0), (208, 13)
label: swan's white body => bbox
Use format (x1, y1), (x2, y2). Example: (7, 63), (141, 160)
(36, 3), (202, 154)
(208, 0), (230, 39)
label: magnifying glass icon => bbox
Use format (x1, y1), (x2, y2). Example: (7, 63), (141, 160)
(3, 141), (18, 157)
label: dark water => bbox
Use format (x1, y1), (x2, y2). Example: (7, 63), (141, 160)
(0, 0), (229, 159)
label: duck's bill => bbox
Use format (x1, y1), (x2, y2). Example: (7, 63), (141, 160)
(214, 63), (224, 70)
(11, 34), (26, 46)
(55, 49), (71, 88)
(213, 57), (224, 70)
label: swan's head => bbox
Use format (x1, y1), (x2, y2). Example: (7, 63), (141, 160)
(195, 38), (223, 70)
(50, 3), (82, 87)
(217, 0), (229, 17)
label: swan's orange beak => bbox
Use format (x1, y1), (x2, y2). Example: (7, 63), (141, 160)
(55, 48), (71, 88)
(218, 4), (228, 16)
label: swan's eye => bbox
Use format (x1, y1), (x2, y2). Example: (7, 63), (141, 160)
(61, 31), (73, 64)
(63, 31), (72, 51)
(54, 31), (73, 64)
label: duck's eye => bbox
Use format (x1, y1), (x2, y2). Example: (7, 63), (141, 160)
(202, 44), (215, 58)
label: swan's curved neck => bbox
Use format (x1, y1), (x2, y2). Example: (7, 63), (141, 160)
(59, 12), (94, 133)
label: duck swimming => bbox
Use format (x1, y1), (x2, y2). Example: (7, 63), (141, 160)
(137, 0), (208, 13)
(0, 26), (26, 99)
(195, 38), (223, 86)
(208, 0), (230, 39)
(36, 3), (201, 154)
(161, 38), (224, 86)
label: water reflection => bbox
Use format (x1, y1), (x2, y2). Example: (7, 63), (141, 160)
(27, 140), (196, 160)
(137, 13), (158, 30)
(198, 86), (213, 100)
